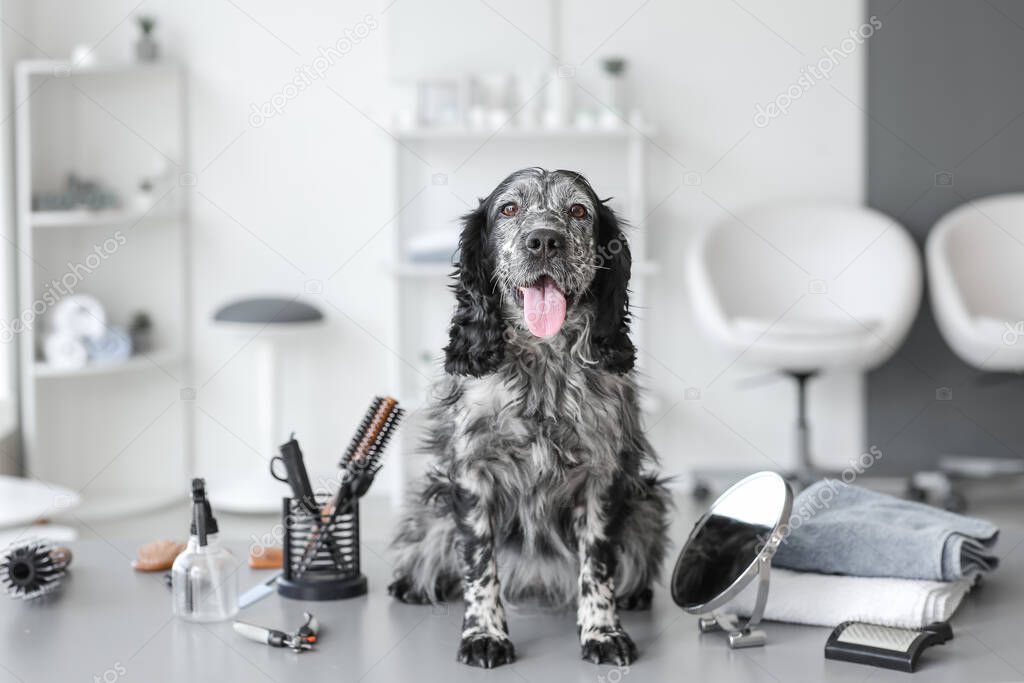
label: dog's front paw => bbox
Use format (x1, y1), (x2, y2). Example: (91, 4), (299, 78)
(581, 629), (637, 666)
(387, 577), (431, 604)
(457, 632), (516, 668)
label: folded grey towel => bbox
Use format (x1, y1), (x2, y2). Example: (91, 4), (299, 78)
(773, 480), (999, 581)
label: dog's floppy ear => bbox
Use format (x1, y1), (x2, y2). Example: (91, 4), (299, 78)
(443, 201), (506, 376)
(590, 200), (635, 373)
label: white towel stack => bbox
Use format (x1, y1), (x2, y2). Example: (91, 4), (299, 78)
(43, 295), (110, 370)
(724, 568), (975, 629)
(42, 331), (89, 370)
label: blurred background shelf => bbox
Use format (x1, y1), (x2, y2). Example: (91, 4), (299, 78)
(15, 58), (190, 517)
(34, 348), (182, 379)
(17, 59), (180, 78)
(30, 205), (180, 229)
(396, 125), (649, 142)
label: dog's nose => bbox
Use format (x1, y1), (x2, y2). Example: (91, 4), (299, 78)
(525, 229), (563, 257)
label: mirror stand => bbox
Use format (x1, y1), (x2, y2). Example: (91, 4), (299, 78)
(697, 554), (772, 649)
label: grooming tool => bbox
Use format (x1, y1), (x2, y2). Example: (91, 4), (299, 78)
(132, 539), (186, 572)
(233, 612), (319, 652)
(825, 621), (953, 673)
(270, 434), (318, 515)
(1, 540), (72, 600)
(300, 397), (403, 571)
(275, 433), (348, 571)
(339, 396), (403, 482)
(671, 472), (793, 649)
(330, 396), (403, 514)
(249, 546), (283, 569)
(171, 479), (239, 622)
(276, 397), (403, 601)
(276, 492), (368, 600)
(239, 572), (282, 608)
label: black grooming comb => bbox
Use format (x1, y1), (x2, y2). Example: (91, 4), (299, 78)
(1, 540), (73, 600)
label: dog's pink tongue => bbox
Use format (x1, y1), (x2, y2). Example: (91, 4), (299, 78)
(520, 277), (566, 337)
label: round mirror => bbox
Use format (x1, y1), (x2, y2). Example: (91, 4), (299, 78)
(671, 471), (792, 613)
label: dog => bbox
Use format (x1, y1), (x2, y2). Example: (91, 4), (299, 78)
(388, 168), (670, 668)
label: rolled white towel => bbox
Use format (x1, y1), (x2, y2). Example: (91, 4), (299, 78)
(723, 568), (974, 629)
(43, 331), (88, 370)
(50, 294), (106, 341)
(84, 326), (132, 364)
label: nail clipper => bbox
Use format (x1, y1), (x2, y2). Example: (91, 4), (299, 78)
(233, 612), (319, 652)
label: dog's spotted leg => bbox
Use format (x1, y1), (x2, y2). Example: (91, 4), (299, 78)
(576, 491), (637, 666)
(452, 485), (515, 668)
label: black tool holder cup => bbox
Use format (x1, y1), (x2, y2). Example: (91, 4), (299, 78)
(277, 492), (368, 600)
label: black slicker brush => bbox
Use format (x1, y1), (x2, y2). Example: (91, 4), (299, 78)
(1, 540), (73, 600)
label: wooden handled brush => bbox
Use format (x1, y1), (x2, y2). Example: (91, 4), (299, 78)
(339, 396), (403, 479)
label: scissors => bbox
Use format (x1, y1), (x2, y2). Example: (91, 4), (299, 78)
(270, 434), (318, 515)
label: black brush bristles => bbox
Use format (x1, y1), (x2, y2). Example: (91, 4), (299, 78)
(339, 396), (403, 476)
(358, 406), (404, 475)
(1, 541), (72, 600)
(339, 397), (384, 469)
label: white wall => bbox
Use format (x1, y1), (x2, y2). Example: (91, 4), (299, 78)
(391, 0), (872, 479)
(565, 1), (871, 476)
(4, 0), (869, 494)
(0, 0), (35, 474)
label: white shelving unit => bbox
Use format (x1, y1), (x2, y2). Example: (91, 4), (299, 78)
(388, 123), (656, 499)
(396, 126), (641, 141)
(14, 60), (191, 519)
(29, 205), (179, 229)
(33, 348), (183, 380)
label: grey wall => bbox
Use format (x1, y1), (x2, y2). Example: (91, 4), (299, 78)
(867, 0), (1024, 473)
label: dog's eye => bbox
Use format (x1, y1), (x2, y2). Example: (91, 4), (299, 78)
(569, 203), (587, 219)
(500, 202), (519, 217)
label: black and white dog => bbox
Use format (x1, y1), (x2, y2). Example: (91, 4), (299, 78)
(389, 168), (670, 668)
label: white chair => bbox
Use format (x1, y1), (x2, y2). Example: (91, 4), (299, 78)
(928, 194), (1024, 370)
(923, 194), (1024, 507)
(687, 203), (922, 486)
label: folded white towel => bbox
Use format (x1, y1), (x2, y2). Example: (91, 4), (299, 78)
(51, 294), (106, 341)
(723, 568), (974, 629)
(43, 331), (88, 370)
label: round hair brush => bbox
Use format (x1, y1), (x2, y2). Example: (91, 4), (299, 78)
(1, 540), (73, 600)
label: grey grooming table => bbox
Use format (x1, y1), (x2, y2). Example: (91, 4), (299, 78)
(2, 531), (1023, 683)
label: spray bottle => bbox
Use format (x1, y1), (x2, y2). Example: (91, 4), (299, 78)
(171, 478), (239, 621)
